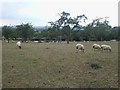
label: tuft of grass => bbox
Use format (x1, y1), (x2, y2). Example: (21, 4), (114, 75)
(46, 47), (50, 49)
(90, 63), (102, 69)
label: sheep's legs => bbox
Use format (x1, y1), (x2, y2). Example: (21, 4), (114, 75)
(19, 46), (21, 49)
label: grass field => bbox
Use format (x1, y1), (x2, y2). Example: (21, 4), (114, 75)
(2, 41), (118, 88)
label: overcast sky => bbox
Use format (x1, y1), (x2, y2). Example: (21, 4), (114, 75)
(0, 0), (119, 27)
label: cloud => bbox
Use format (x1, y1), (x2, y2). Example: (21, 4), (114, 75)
(0, 0), (119, 26)
(1, 2), (28, 19)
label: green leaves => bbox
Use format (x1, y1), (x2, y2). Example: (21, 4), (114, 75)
(16, 23), (34, 41)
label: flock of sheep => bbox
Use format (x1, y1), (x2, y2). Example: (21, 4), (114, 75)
(76, 43), (111, 52)
(16, 41), (111, 53)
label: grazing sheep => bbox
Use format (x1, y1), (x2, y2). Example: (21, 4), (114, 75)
(87, 41), (89, 43)
(16, 41), (21, 49)
(76, 44), (84, 52)
(34, 41), (39, 43)
(93, 44), (101, 50)
(101, 45), (111, 52)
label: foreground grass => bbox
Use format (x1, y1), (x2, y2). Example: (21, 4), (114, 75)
(2, 41), (118, 88)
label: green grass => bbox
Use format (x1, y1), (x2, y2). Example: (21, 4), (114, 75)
(2, 41), (118, 88)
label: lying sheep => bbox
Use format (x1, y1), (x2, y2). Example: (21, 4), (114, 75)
(76, 44), (84, 52)
(93, 44), (101, 50)
(101, 45), (111, 52)
(16, 41), (21, 49)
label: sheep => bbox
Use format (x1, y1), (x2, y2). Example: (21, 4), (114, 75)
(87, 41), (89, 43)
(16, 41), (21, 49)
(101, 45), (111, 52)
(34, 41), (39, 43)
(76, 44), (84, 52)
(92, 44), (101, 50)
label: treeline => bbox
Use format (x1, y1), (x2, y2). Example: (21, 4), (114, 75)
(2, 11), (120, 43)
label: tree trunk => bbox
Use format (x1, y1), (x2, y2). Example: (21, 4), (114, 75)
(15, 38), (17, 40)
(89, 37), (90, 41)
(67, 40), (69, 44)
(67, 38), (69, 44)
(7, 38), (9, 43)
(60, 36), (62, 43)
(101, 37), (103, 41)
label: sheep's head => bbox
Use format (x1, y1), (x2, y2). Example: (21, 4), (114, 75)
(76, 46), (78, 49)
(109, 48), (111, 52)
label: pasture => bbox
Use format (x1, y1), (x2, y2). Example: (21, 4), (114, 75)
(2, 41), (118, 88)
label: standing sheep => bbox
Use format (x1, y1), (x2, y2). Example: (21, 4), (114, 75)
(92, 44), (101, 50)
(76, 44), (84, 52)
(101, 45), (111, 52)
(16, 41), (21, 49)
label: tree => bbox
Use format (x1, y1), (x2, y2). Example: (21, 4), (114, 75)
(86, 17), (112, 41)
(2, 25), (13, 43)
(49, 11), (87, 44)
(10, 27), (18, 40)
(118, 26), (120, 41)
(110, 26), (119, 40)
(16, 23), (34, 42)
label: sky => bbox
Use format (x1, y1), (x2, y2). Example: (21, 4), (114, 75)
(0, 0), (119, 27)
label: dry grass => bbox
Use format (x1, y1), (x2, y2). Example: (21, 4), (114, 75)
(2, 41), (118, 88)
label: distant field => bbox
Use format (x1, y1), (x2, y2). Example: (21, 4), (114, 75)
(2, 41), (118, 88)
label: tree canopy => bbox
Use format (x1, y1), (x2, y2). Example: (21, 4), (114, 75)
(2, 11), (119, 43)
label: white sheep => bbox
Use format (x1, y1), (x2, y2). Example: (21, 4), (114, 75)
(101, 45), (111, 52)
(16, 41), (21, 49)
(92, 44), (101, 50)
(76, 44), (84, 52)
(34, 41), (39, 43)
